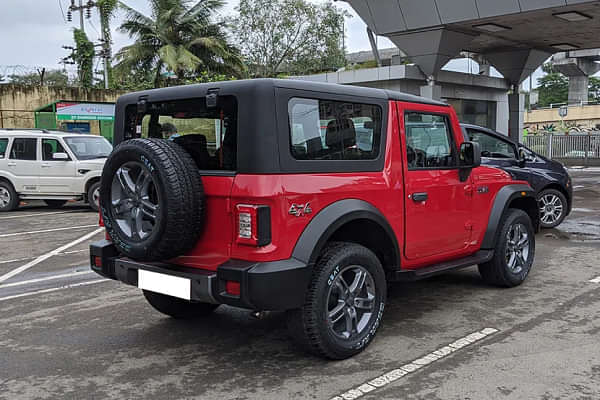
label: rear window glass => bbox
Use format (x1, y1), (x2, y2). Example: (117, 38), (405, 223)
(10, 138), (37, 161)
(0, 138), (7, 158)
(127, 96), (237, 171)
(288, 98), (382, 160)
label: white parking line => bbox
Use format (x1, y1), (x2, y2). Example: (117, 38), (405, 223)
(590, 276), (600, 283)
(0, 279), (109, 302)
(0, 227), (104, 284)
(0, 270), (94, 289)
(0, 210), (85, 220)
(330, 328), (499, 400)
(0, 249), (88, 265)
(0, 225), (97, 238)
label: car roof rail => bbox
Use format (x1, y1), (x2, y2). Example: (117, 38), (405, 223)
(0, 128), (51, 133)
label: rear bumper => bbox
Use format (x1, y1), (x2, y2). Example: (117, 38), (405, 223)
(90, 240), (311, 311)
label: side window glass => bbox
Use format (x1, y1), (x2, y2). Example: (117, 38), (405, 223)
(0, 138), (8, 158)
(468, 130), (516, 159)
(42, 139), (69, 161)
(10, 138), (37, 161)
(404, 113), (455, 170)
(288, 98), (382, 160)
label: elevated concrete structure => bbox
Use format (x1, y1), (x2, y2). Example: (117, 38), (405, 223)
(552, 50), (600, 104)
(293, 65), (511, 133)
(344, 0), (600, 141)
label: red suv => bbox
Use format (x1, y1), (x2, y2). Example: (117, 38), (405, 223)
(90, 79), (539, 359)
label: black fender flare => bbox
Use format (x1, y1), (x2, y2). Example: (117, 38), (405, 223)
(291, 199), (400, 267)
(481, 184), (537, 249)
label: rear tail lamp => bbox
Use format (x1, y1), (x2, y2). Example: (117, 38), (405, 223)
(236, 204), (271, 246)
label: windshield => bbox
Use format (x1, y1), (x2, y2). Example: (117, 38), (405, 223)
(64, 136), (113, 160)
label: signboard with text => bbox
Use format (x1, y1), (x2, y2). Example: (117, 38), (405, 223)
(55, 102), (115, 121)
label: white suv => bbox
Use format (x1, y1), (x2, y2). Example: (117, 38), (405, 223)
(0, 129), (112, 212)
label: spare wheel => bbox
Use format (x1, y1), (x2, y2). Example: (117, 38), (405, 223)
(100, 138), (204, 261)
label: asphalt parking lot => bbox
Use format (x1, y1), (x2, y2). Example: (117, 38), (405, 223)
(1, 169), (599, 400)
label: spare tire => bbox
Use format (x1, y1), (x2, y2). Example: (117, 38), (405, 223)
(99, 138), (204, 261)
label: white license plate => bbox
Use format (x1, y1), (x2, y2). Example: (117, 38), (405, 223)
(138, 269), (191, 300)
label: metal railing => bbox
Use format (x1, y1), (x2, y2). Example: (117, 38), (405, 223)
(524, 133), (600, 166)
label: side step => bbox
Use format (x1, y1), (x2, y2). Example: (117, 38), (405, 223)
(390, 250), (494, 282)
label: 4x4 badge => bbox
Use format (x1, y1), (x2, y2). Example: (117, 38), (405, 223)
(289, 202), (312, 217)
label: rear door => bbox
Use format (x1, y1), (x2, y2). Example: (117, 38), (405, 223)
(399, 104), (473, 261)
(38, 138), (78, 194)
(7, 137), (39, 193)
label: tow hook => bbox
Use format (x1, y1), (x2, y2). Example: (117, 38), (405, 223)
(250, 311), (269, 320)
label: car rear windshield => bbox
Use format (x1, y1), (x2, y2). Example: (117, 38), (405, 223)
(126, 96), (237, 171)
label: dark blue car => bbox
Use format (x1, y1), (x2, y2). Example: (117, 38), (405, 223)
(461, 124), (573, 229)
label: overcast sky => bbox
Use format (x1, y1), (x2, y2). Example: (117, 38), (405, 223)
(0, 0), (538, 84)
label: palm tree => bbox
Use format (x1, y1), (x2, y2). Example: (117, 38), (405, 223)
(114, 0), (244, 87)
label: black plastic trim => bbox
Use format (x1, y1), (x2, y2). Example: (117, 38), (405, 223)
(256, 205), (271, 246)
(481, 184), (535, 249)
(292, 199), (400, 268)
(89, 239), (118, 279)
(92, 249), (311, 311)
(391, 250), (493, 281)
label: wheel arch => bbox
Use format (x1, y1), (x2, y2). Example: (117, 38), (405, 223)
(85, 176), (101, 194)
(0, 176), (16, 191)
(481, 184), (539, 249)
(291, 199), (400, 270)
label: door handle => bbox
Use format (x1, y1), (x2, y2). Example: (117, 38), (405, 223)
(411, 192), (428, 202)
(7, 162), (16, 167)
(41, 164), (51, 168)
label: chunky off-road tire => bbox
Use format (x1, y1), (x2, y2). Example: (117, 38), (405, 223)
(0, 181), (18, 212)
(44, 200), (68, 208)
(100, 138), (204, 261)
(287, 242), (387, 360)
(87, 181), (100, 212)
(143, 290), (219, 319)
(479, 209), (535, 287)
(538, 188), (567, 229)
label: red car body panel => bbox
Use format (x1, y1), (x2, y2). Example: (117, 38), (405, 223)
(160, 100), (522, 272)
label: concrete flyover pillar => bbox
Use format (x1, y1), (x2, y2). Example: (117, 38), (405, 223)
(508, 92), (524, 143)
(552, 51), (600, 105)
(420, 76), (442, 101)
(484, 49), (551, 142)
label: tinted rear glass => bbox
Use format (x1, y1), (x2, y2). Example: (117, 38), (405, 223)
(0, 138), (7, 158)
(126, 96), (237, 171)
(288, 98), (382, 161)
(10, 138), (37, 160)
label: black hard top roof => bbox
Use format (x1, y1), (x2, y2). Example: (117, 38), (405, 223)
(116, 78), (448, 107)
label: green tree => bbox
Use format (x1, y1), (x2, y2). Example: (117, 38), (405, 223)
(536, 63), (568, 107)
(114, 0), (244, 87)
(8, 70), (70, 87)
(231, 0), (348, 77)
(589, 76), (600, 102)
(72, 29), (95, 88)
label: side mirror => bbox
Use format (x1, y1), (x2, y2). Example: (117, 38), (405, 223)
(459, 141), (481, 168)
(52, 152), (69, 160)
(517, 148), (527, 167)
(458, 141), (480, 182)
